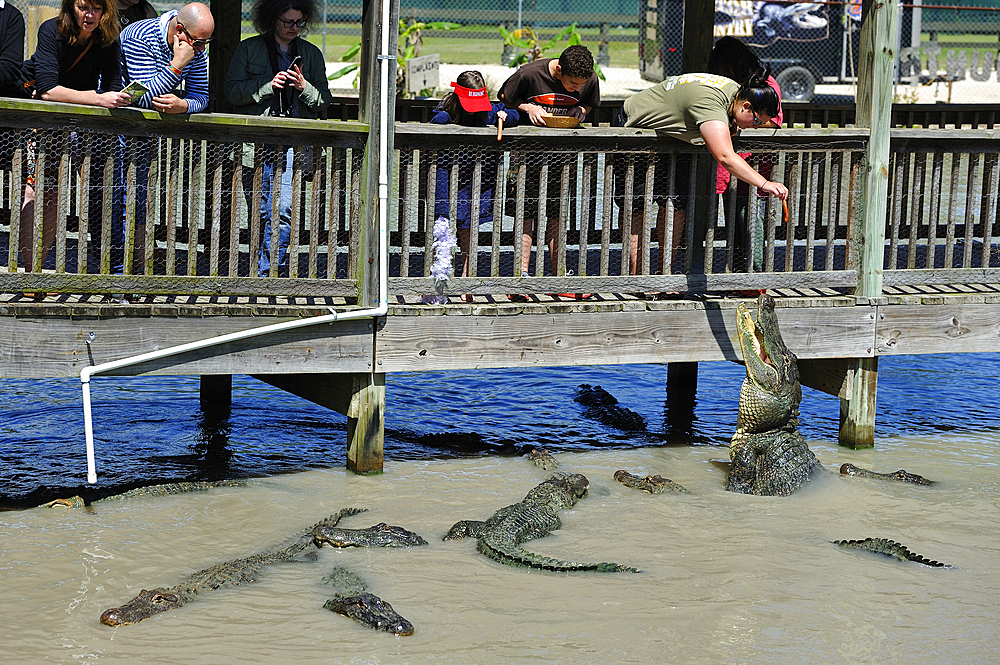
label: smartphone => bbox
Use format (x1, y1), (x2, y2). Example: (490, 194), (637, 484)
(287, 55), (303, 71)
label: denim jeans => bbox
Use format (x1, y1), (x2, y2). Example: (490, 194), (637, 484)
(243, 146), (293, 276)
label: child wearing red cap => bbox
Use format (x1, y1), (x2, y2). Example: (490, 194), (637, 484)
(429, 70), (520, 278)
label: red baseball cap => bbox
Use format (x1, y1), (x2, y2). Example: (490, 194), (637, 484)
(451, 82), (492, 113)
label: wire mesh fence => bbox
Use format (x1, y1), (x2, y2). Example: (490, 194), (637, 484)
(0, 106), (367, 296)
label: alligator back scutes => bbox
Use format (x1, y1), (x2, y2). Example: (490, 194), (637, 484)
(444, 474), (639, 573)
(833, 538), (954, 568)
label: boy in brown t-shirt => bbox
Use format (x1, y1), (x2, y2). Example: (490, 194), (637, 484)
(499, 45), (600, 280)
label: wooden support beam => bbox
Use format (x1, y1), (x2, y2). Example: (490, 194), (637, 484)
(347, 372), (385, 474)
(798, 358), (852, 399)
(666, 362), (697, 434)
(252, 373), (354, 415)
(208, 0), (240, 114)
(839, 0), (897, 448)
(681, 1), (714, 74)
(199, 374), (232, 410)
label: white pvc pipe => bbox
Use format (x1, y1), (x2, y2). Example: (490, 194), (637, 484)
(82, 0), (393, 483)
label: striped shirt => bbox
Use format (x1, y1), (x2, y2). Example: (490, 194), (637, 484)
(119, 10), (208, 113)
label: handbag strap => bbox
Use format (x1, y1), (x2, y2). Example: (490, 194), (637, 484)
(64, 39), (94, 75)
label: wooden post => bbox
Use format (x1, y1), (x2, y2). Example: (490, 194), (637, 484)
(681, 1), (714, 74)
(199, 374), (232, 411)
(347, 372), (385, 475)
(840, 0), (897, 448)
(666, 362), (697, 434)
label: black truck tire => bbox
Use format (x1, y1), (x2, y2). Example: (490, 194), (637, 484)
(775, 66), (816, 103)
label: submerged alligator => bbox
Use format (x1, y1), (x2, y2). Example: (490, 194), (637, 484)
(42, 480), (248, 508)
(313, 522), (428, 548)
(528, 448), (558, 470)
(444, 473), (638, 573)
(100, 508), (365, 625)
(614, 470), (687, 494)
(839, 463), (933, 486)
(834, 538), (954, 568)
(322, 567), (414, 636)
(574, 385), (647, 432)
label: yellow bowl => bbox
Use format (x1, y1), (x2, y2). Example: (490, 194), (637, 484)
(541, 114), (580, 129)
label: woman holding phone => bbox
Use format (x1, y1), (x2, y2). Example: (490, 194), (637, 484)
(224, 0), (331, 276)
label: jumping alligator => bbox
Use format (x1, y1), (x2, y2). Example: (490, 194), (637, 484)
(42, 480), (248, 508)
(614, 469), (687, 494)
(727, 293), (821, 496)
(833, 538), (954, 568)
(100, 508), (368, 626)
(313, 522), (428, 548)
(574, 384), (647, 432)
(444, 473), (638, 573)
(528, 448), (558, 470)
(839, 463), (933, 486)
(322, 567), (414, 636)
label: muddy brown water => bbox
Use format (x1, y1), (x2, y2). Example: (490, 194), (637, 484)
(2, 437), (997, 665)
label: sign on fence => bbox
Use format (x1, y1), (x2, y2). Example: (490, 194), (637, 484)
(406, 54), (440, 94)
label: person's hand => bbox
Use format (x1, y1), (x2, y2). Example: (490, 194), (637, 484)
(568, 105), (586, 121)
(171, 32), (195, 70)
(497, 110), (507, 123)
(97, 91), (132, 108)
(271, 69), (289, 92)
(525, 103), (547, 126)
(760, 180), (788, 200)
(286, 65), (305, 91)
(152, 93), (189, 114)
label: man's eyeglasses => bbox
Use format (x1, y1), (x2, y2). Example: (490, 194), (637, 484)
(279, 18), (308, 28)
(178, 23), (213, 47)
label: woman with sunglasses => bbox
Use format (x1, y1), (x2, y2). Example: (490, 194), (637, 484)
(17, 0), (130, 275)
(615, 66), (787, 275)
(225, 0), (331, 276)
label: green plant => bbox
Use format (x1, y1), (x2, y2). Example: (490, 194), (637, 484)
(498, 23), (604, 80)
(328, 19), (460, 96)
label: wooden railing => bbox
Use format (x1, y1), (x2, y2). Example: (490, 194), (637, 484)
(0, 100), (368, 297)
(2, 99), (1000, 300)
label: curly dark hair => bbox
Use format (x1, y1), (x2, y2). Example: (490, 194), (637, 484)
(558, 45), (594, 80)
(251, 0), (318, 36)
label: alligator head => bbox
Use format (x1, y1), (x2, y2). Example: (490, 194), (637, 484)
(734, 292), (802, 438)
(313, 522), (428, 548)
(324, 593), (414, 636)
(100, 587), (186, 626)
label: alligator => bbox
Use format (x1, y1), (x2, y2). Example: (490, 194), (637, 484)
(42, 480), (248, 509)
(322, 567), (414, 636)
(313, 522), (428, 548)
(574, 384), (647, 432)
(839, 463), (933, 486)
(727, 293), (821, 496)
(99, 507), (366, 626)
(833, 538), (954, 568)
(614, 469), (687, 494)
(443, 473), (638, 573)
(528, 448), (558, 470)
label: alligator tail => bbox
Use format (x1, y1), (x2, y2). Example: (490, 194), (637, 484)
(477, 537), (638, 573)
(833, 538), (953, 568)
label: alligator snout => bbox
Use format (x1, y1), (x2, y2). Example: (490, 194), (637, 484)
(99, 607), (126, 626)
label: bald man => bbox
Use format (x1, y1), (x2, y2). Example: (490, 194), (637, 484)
(119, 1), (214, 113)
